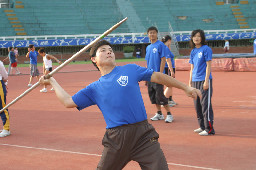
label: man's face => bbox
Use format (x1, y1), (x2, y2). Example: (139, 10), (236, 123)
(148, 30), (158, 42)
(92, 45), (115, 67)
(30, 46), (35, 51)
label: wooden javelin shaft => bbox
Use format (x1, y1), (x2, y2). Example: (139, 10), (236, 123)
(0, 17), (128, 113)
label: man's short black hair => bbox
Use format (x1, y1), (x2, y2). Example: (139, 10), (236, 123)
(38, 48), (45, 53)
(29, 44), (34, 49)
(89, 40), (112, 58)
(89, 40), (112, 71)
(147, 26), (158, 33)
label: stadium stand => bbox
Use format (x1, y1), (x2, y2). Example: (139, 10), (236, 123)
(1, 0), (256, 37)
(0, 0), (255, 71)
(0, 9), (16, 36)
(239, 0), (256, 28)
(0, 0), (129, 36)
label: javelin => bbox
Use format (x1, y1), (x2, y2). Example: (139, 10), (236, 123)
(0, 17), (128, 113)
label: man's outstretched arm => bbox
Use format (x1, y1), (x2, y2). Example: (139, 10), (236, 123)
(39, 76), (77, 108)
(150, 72), (201, 99)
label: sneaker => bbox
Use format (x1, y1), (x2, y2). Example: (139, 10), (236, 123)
(150, 113), (164, 121)
(172, 100), (178, 105)
(28, 84), (32, 87)
(199, 130), (215, 136)
(168, 100), (176, 107)
(51, 87), (54, 91)
(194, 128), (203, 133)
(16, 72), (21, 75)
(165, 115), (173, 123)
(40, 88), (47, 93)
(0, 129), (11, 137)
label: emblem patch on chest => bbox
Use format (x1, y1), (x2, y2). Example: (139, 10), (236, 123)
(117, 76), (128, 86)
(198, 52), (202, 58)
(153, 48), (157, 53)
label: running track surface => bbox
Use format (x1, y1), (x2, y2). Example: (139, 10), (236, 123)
(0, 61), (255, 170)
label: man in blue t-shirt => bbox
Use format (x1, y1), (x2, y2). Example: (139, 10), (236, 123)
(145, 26), (173, 123)
(26, 44), (40, 87)
(39, 40), (201, 170)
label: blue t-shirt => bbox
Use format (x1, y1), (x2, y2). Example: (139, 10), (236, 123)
(189, 45), (212, 82)
(145, 40), (165, 72)
(164, 46), (175, 69)
(254, 39), (256, 55)
(9, 51), (16, 64)
(72, 64), (154, 129)
(29, 51), (39, 65)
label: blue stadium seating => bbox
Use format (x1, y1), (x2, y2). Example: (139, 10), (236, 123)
(0, 0), (255, 37)
(0, 10), (16, 36)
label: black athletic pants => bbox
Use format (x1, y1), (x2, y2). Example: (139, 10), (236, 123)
(192, 79), (215, 134)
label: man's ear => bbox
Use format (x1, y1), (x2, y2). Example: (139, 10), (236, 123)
(91, 57), (96, 63)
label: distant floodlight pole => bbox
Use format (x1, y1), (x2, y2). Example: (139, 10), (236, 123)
(0, 17), (128, 113)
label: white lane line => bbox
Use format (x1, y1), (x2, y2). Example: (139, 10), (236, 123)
(1, 143), (221, 170)
(167, 162), (221, 170)
(0, 143), (101, 157)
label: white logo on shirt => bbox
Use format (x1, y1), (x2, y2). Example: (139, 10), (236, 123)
(198, 52), (202, 58)
(153, 48), (157, 53)
(117, 76), (128, 86)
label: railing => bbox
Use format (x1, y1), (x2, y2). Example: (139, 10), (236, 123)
(171, 28), (256, 35)
(0, 2), (12, 8)
(1, 28), (255, 41)
(0, 33), (147, 41)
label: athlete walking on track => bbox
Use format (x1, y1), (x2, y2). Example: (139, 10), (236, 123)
(40, 40), (201, 170)
(189, 29), (215, 136)
(38, 48), (62, 93)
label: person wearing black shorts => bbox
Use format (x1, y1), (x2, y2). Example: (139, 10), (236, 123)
(146, 27), (174, 123)
(162, 35), (177, 107)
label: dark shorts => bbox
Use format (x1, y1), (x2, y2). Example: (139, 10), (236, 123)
(164, 67), (175, 76)
(97, 120), (168, 170)
(46, 67), (52, 72)
(11, 62), (17, 67)
(147, 82), (168, 105)
(30, 64), (39, 77)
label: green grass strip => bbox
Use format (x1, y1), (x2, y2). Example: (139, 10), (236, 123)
(5, 58), (145, 68)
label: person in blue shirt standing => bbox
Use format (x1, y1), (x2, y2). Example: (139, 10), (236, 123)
(253, 39), (256, 55)
(8, 47), (21, 75)
(162, 35), (177, 107)
(189, 29), (215, 136)
(26, 44), (40, 87)
(145, 26), (173, 123)
(39, 40), (201, 170)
